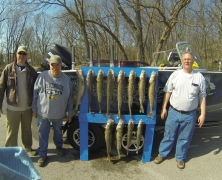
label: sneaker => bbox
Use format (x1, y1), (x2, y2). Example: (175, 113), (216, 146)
(38, 157), (47, 167)
(177, 160), (185, 169)
(154, 156), (164, 164)
(56, 147), (65, 156)
(27, 149), (38, 156)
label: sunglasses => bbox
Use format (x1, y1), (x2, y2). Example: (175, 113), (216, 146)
(18, 52), (27, 55)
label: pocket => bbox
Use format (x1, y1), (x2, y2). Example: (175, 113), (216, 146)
(8, 77), (15, 86)
(189, 85), (199, 99)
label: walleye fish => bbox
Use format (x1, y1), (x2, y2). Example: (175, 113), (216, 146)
(73, 70), (85, 116)
(87, 69), (94, 113)
(136, 119), (144, 154)
(148, 71), (157, 119)
(138, 70), (147, 113)
(126, 119), (134, 155)
(117, 70), (125, 118)
(96, 70), (104, 113)
(128, 70), (136, 117)
(106, 69), (115, 116)
(116, 119), (124, 160)
(105, 118), (114, 162)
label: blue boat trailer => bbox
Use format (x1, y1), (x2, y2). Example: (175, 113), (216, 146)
(78, 66), (158, 162)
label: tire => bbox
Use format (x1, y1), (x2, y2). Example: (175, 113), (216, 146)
(67, 121), (105, 152)
(121, 125), (145, 156)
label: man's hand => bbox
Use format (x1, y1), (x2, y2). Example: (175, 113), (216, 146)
(161, 108), (167, 120)
(67, 117), (72, 123)
(32, 111), (37, 118)
(198, 114), (205, 127)
(0, 109), (3, 117)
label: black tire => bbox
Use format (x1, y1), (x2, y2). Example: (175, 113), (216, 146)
(67, 121), (105, 152)
(121, 125), (145, 156)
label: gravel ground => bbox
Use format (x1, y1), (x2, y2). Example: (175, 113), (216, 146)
(0, 101), (222, 180)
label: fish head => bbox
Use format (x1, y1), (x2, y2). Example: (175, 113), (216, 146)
(129, 119), (134, 124)
(107, 118), (114, 124)
(120, 119), (124, 125)
(149, 71), (157, 83)
(98, 69), (104, 75)
(128, 70), (136, 82)
(119, 70), (124, 75)
(130, 70), (136, 76)
(140, 70), (146, 79)
(139, 119), (144, 124)
(97, 70), (104, 81)
(108, 69), (114, 74)
(117, 70), (125, 82)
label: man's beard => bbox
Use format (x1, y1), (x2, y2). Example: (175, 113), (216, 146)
(51, 70), (61, 77)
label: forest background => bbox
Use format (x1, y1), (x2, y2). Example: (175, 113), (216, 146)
(0, 0), (222, 71)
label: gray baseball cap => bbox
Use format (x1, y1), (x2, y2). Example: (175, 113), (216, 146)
(49, 55), (62, 64)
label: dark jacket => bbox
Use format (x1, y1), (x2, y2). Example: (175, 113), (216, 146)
(0, 61), (38, 109)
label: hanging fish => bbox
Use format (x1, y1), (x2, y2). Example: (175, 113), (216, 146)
(138, 70), (147, 113)
(106, 69), (115, 116)
(86, 69), (94, 113)
(117, 70), (125, 118)
(116, 119), (124, 160)
(136, 119), (144, 154)
(73, 70), (85, 116)
(128, 70), (136, 117)
(148, 71), (157, 119)
(126, 119), (134, 155)
(96, 70), (104, 113)
(105, 118), (114, 162)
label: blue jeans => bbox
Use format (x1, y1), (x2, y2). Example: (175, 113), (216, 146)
(158, 107), (196, 161)
(37, 116), (63, 157)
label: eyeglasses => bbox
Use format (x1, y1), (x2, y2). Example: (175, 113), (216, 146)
(183, 58), (192, 61)
(18, 52), (27, 55)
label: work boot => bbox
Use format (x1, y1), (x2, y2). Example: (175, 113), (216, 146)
(177, 160), (185, 169)
(38, 157), (47, 167)
(154, 156), (165, 164)
(56, 147), (65, 156)
(26, 149), (38, 156)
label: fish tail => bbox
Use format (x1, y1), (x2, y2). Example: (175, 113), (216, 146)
(148, 111), (154, 119)
(118, 110), (121, 118)
(107, 152), (110, 162)
(128, 103), (132, 117)
(106, 106), (109, 116)
(140, 104), (144, 113)
(98, 103), (101, 113)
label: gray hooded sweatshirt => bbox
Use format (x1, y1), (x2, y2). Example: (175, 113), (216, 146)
(32, 70), (74, 120)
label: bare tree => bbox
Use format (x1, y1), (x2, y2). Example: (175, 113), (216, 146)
(139, 0), (191, 64)
(4, 10), (28, 63)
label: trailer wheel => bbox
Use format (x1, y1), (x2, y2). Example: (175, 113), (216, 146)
(67, 121), (104, 152)
(121, 126), (145, 156)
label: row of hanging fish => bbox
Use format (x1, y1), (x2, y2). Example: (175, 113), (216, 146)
(86, 69), (157, 118)
(73, 69), (157, 118)
(105, 118), (144, 161)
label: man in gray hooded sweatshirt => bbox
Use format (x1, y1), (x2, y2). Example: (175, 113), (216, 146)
(32, 55), (74, 167)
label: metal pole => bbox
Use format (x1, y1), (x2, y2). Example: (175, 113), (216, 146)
(89, 46), (93, 67)
(110, 45), (114, 67)
(98, 56), (100, 67)
(72, 46), (75, 70)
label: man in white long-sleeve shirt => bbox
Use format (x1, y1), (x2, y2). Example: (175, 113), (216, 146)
(32, 55), (74, 167)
